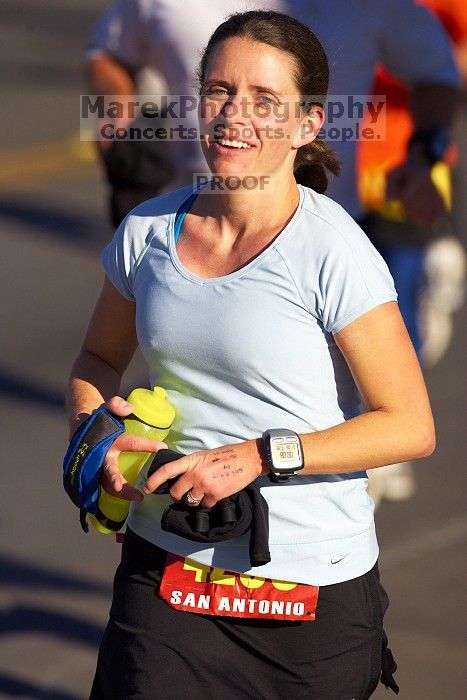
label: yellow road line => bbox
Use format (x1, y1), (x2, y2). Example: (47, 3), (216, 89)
(0, 132), (98, 192)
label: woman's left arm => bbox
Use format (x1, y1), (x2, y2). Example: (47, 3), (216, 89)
(298, 300), (436, 472)
(144, 302), (435, 506)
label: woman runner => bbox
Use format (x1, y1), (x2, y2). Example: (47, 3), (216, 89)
(67, 11), (435, 699)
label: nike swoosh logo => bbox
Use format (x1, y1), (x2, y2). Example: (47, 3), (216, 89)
(330, 554), (350, 565)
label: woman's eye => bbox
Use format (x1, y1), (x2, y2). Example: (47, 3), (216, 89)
(205, 88), (228, 97)
(256, 95), (276, 106)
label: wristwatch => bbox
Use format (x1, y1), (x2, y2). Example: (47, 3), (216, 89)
(261, 429), (304, 482)
(408, 125), (451, 165)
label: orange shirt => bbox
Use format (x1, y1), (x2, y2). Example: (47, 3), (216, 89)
(358, 0), (466, 212)
(423, 0), (467, 43)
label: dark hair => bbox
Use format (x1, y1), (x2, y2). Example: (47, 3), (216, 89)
(198, 10), (341, 193)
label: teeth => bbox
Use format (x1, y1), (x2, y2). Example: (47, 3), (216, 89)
(218, 138), (251, 149)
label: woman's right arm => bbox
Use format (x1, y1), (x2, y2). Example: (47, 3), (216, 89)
(67, 277), (167, 501)
(67, 276), (138, 437)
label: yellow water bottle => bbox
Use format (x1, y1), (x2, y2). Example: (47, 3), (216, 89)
(88, 386), (175, 534)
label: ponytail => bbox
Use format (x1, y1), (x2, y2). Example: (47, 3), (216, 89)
(294, 137), (341, 193)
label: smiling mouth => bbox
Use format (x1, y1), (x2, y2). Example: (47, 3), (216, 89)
(215, 137), (252, 149)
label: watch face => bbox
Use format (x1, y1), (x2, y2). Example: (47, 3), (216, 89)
(270, 434), (302, 471)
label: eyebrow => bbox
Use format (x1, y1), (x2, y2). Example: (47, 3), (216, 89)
(203, 79), (285, 96)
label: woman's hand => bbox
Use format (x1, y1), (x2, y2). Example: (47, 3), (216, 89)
(142, 440), (265, 508)
(386, 153), (447, 226)
(100, 396), (167, 502)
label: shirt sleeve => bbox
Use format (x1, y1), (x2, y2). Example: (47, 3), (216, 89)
(101, 212), (151, 300)
(85, 0), (151, 70)
(296, 205), (397, 333)
(321, 234), (397, 333)
(377, 0), (460, 86)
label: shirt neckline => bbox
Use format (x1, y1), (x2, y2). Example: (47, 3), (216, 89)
(168, 185), (306, 285)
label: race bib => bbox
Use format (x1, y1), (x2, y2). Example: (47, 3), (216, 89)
(159, 554), (319, 621)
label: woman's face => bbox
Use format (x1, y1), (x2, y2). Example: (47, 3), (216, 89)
(199, 37), (322, 181)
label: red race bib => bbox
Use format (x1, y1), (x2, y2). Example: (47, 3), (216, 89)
(159, 554), (319, 621)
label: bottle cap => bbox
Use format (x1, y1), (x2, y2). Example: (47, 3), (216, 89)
(126, 386), (175, 429)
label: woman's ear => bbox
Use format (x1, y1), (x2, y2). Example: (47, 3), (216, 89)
(292, 105), (325, 149)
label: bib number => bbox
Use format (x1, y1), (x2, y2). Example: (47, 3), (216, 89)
(159, 554), (319, 621)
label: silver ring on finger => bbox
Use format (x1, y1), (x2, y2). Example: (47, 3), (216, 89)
(185, 490), (203, 507)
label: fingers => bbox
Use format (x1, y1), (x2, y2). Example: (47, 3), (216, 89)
(142, 444), (258, 507)
(113, 434), (168, 454)
(101, 459), (144, 502)
(104, 398), (167, 452)
(103, 435), (167, 500)
(142, 455), (208, 506)
(104, 395), (135, 417)
(184, 490), (204, 507)
(98, 396), (167, 502)
(142, 455), (190, 495)
(169, 473), (206, 503)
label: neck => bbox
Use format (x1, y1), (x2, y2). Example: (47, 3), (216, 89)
(197, 174), (300, 238)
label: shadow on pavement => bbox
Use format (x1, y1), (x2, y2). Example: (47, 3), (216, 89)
(0, 605), (103, 647)
(0, 555), (109, 698)
(0, 201), (109, 251)
(0, 672), (81, 700)
(0, 369), (65, 410)
(0, 554), (111, 596)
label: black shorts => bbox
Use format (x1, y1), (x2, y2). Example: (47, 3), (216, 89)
(90, 529), (396, 700)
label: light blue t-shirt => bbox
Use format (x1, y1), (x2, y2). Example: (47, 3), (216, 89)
(102, 184), (397, 585)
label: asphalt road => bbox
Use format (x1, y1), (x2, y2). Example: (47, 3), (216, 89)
(0, 2), (466, 698)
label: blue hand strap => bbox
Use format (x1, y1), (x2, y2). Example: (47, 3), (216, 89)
(63, 407), (124, 519)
